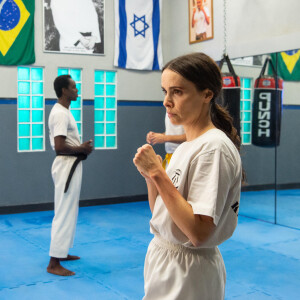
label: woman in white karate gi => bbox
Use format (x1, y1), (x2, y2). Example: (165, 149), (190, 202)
(133, 52), (243, 300)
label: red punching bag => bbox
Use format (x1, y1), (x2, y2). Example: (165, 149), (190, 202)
(252, 58), (283, 147)
(217, 55), (241, 136)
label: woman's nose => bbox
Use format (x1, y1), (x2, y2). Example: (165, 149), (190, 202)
(163, 95), (172, 108)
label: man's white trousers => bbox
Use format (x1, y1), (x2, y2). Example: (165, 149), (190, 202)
(49, 156), (82, 258)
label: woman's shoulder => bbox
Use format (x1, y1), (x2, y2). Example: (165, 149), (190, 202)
(189, 129), (239, 159)
(174, 128), (239, 157)
(194, 128), (229, 149)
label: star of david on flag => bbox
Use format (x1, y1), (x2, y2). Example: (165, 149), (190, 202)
(114, 0), (163, 71)
(0, 0), (35, 65)
(130, 14), (149, 38)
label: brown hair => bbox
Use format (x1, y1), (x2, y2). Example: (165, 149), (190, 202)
(162, 52), (241, 152)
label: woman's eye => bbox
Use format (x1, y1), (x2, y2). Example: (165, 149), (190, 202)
(173, 89), (181, 95)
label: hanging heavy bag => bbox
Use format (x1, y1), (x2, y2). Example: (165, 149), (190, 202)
(217, 54), (241, 136)
(251, 57), (283, 147)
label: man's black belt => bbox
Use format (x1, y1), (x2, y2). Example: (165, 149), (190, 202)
(56, 153), (87, 193)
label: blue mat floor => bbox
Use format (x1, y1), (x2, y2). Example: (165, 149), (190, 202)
(240, 189), (300, 228)
(0, 201), (300, 299)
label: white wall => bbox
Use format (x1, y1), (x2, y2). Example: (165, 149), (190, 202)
(163, 0), (224, 62)
(164, 0), (300, 61)
(1, 0), (300, 102)
(0, 0), (164, 102)
(227, 0), (300, 58)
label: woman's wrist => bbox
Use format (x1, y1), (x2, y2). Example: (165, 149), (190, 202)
(149, 166), (166, 183)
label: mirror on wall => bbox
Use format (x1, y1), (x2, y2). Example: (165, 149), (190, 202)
(232, 56), (276, 224)
(221, 51), (300, 230)
(220, 55), (276, 224)
(274, 50), (300, 229)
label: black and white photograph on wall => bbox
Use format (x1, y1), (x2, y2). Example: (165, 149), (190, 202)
(189, 0), (213, 44)
(43, 0), (104, 55)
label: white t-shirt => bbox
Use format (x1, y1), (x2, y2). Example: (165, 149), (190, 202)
(48, 103), (81, 151)
(165, 114), (185, 154)
(150, 128), (242, 248)
(194, 7), (210, 35)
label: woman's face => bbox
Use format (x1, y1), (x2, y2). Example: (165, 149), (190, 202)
(161, 68), (212, 127)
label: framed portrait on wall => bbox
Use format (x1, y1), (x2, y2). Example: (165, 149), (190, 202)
(189, 0), (213, 44)
(43, 0), (104, 55)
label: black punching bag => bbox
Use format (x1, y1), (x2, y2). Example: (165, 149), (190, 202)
(252, 58), (283, 147)
(217, 55), (241, 136)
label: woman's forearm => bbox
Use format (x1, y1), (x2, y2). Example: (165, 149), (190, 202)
(146, 179), (158, 213)
(150, 169), (215, 247)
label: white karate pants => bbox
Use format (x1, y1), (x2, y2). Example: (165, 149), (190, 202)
(49, 156), (82, 258)
(143, 236), (226, 300)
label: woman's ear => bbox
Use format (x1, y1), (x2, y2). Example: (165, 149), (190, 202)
(203, 89), (214, 103)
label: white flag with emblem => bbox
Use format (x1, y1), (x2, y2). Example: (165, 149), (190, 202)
(114, 0), (163, 70)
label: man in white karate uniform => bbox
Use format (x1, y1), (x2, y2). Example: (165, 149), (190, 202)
(51, 0), (101, 54)
(47, 75), (93, 276)
(147, 114), (186, 169)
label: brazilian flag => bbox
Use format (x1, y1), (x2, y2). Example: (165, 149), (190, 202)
(0, 0), (35, 65)
(269, 50), (300, 81)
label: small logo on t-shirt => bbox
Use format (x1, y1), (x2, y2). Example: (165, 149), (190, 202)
(171, 169), (182, 189)
(231, 201), (239, 215)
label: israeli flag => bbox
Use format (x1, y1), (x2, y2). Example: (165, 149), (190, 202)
(114, 0), (163, 70)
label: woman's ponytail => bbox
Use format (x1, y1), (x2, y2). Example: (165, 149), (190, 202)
(211, 100), (246, 182)
(210, 100), (241, 151)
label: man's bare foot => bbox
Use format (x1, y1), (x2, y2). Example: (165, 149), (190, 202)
(59, 254), (80, 261)
(47, 257), (75, 276)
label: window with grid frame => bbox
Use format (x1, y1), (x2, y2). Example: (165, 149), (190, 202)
(240, 77), (253, 145)
(94, 70), (117, 149)
(17, 67), (45, 152)
(57, 68), (83, 141)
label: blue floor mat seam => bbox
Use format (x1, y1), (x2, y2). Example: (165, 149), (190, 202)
(12, 230), (49, 252)
(77, 236), (132, 246)
(78, 271), (131, 300)
(0, 276), (84, 292)
(225, 280), (284, 300)
(223, 242), (300, 263)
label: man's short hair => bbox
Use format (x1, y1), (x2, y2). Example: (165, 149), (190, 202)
(53, 75), (72, 98)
